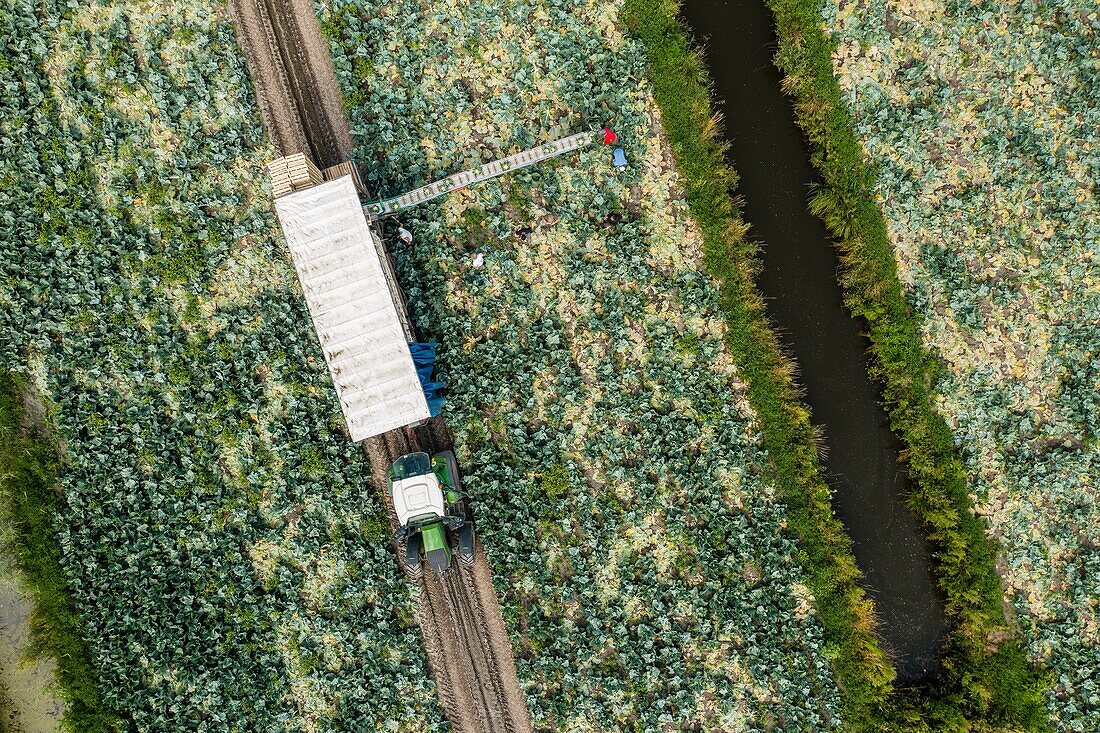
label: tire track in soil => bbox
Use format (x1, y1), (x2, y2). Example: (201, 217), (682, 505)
(227, 0), (308, 156)
(441, 572), (506, 732)
(228, 1), (533, 727)
(229, 0), (352, 165)
(363, 433), (483, 733)
(366, 427), (533, 733)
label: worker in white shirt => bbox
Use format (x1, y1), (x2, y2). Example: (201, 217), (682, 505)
(396, 221), (413, 244)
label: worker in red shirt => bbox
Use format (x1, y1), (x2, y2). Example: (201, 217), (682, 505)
(600, 126), (618, 145)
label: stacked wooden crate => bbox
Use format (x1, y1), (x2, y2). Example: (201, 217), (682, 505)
(323, 161), (369, 197)
(268, 153), (322, 198)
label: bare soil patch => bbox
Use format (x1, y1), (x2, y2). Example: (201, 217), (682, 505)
(0, 556), (64, 733)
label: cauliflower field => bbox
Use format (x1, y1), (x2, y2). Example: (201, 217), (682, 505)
(823, 1), (1100, 729)
(0, 0), (443, 729)
(318, 0), (845, 729)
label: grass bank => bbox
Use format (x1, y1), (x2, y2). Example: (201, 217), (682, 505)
(626, 0), (1051, 728)
(621, 0), (895, 728)
(0, 375), (122, 733)
(763, 0), (1051, 728)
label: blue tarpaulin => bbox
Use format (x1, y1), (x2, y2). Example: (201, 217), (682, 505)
(409, 342), (445, 416)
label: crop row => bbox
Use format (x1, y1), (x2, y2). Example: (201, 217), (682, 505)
(318, 0), (852, 729)
(0, 0), (442, 729)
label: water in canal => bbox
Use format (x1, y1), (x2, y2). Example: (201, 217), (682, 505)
(679, 0), (946, 679)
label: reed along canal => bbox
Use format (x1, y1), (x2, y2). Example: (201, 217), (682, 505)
(679, 0), (946, 678)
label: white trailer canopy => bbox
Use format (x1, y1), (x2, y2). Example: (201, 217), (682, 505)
(274, 176), (430, 441)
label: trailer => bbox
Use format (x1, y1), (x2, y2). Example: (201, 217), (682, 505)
(269, 162), (467, 576)
(268, 129), (620, 576)
(273, 174), (434, 440)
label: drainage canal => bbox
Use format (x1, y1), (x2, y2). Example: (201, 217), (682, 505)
(679, 0), (946, 679)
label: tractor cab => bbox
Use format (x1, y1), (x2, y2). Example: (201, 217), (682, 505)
(388, 451), (475, 576)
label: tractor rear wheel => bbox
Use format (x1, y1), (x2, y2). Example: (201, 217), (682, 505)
(404, 534), (423, 580)
(458, 522), (476, 567)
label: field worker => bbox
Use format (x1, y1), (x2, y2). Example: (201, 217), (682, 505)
(600, 126), (618, 145)
(472, 252), (485, 269)
(396, 222), (413, 244)
(613, 146), (628, 170)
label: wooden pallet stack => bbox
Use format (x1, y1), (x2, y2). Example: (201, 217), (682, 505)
(268, 153), (323, 198)
(323, 161), (369, 197)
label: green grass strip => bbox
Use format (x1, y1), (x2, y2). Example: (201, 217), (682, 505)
(621, 1), (895, 729)
(622, 0), (1051, 729)
(0, 374), (124, 733)
(760, 0), (1050, 729)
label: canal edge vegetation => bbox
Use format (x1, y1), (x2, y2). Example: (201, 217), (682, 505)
(759, 0), (1052, 730)
(621, 0), (895, 729)
(0, 374), (122, 733)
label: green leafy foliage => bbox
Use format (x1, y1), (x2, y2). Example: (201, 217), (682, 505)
(622, 0), (896, 727)
(0, 376), (121, 732)
(760, 0), (1099, 729)
(0, 0), (442, 729)
(816, 4), (1099, 729)
(319, 0), (862, 728)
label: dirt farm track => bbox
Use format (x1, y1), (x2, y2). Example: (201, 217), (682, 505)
(227, 1), (533, 731)
(228, 0), (353, 166)
(368, 423), (533, 733)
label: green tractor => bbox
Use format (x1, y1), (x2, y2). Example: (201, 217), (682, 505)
(388, 451), (475, 577)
